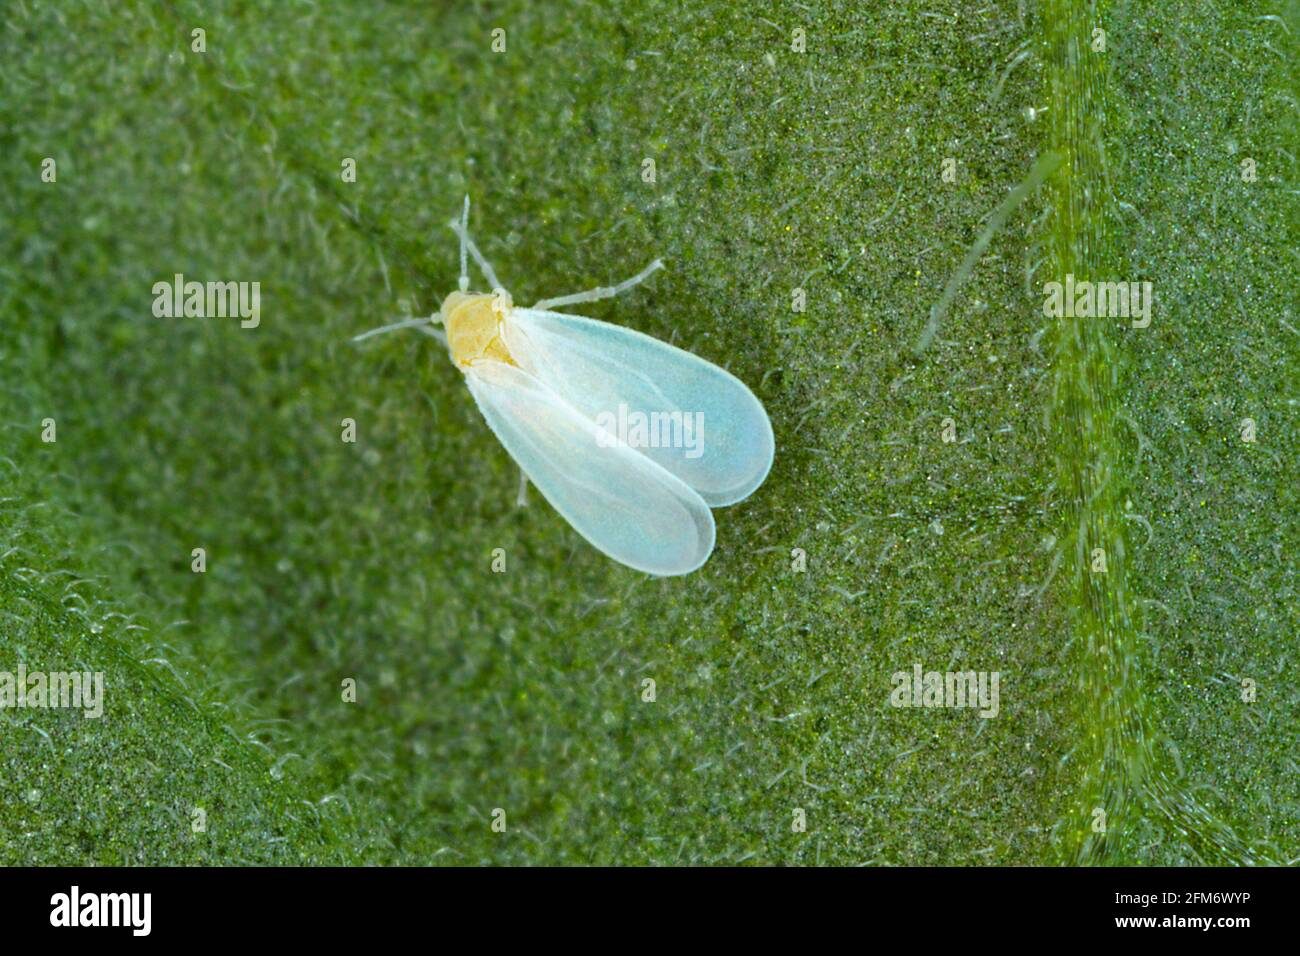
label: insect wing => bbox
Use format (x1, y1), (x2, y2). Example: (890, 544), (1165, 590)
(465, 360), (716, 576)
(504, 308), (774, 507)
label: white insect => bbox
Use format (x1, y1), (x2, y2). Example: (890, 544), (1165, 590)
(355, 197), (774, 576)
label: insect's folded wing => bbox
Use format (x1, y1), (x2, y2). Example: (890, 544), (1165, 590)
(465, 360), (716, 576)
(505, 309), (774, 507)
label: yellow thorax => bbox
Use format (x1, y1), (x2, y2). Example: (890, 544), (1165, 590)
(440, 291), (516, 368)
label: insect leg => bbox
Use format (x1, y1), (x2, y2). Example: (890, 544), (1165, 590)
(515, 469), (529, 507)
(415, 324), (449, 346)
(352, 316), (438, 342)
(532, 259), (664, 311)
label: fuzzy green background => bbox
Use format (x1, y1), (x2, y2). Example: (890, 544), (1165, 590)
(1, 0), (1295, 864)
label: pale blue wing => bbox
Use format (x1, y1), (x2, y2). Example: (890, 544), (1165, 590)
(465, 360), (716, 576)
(502, 308), (774, 507)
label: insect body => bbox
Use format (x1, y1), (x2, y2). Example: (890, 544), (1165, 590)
(355, 197), (774, 576)
(441, 290), (517, 367)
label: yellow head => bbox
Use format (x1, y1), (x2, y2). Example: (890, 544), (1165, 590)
(439, 290), (516, 368)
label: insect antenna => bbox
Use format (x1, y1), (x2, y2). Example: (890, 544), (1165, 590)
(458, 195), (470, 293)
(448, 197), (506, 294)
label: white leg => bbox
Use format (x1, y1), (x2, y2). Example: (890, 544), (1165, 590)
(416, 324), (449, 346)
(533, 259), (664, 311)
(352, 316), (438, 342)
(448, 196), (505, 294)
(515, 469), (529, 507)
